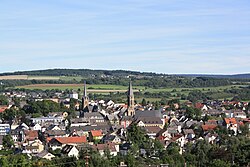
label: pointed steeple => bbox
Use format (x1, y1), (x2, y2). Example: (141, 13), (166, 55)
(82, 81), (89, 112)
(128, 80), (133, 97)
(83, 81), (87, 98)
(127, 81), (135, 116)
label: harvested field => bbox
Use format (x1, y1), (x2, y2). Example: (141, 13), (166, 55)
(0, 75), (28, 80)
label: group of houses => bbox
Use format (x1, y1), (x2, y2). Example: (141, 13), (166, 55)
(0, 82), (249, 161)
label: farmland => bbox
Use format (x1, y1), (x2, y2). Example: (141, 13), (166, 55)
(0, 75), (83, 81)
(15, 84), (143, 93)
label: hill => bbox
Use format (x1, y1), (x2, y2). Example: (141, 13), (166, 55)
(177, 73), (250, 79)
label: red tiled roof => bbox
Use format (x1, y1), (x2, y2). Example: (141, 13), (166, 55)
(224, 118), (237, 124)
(24, 130), (38, 140)
(195, 103), (204, 109)
(0, 106), (8, 113)
(202, 124), (217, 131)
(50, 136), (87, 144)
(90, 130), (103, 137)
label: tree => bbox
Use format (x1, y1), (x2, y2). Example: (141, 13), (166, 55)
(2, 135), (14, 149)
(141, 98), (147, 106)
(0, 95), (8, 105)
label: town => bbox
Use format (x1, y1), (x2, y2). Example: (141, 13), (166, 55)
(0, 80), (249, 167)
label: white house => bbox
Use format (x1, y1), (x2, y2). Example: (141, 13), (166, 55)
(62, 145), (79, 159)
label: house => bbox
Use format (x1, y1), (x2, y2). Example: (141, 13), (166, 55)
(24, 130), (38, 142)
(61, 145), (79, 159)
(119, 143), (131, 156)
(233, 111), (247, 119)
(157, 129), (172, 141)
(107, 114), (120, 125)
(92, 143), (119, 156)
(69, 91), (78, 100)
(48, 136), (87, 150)
(83, 112), (105, 124)
(136, 117), (163, 128)
(224, 118), (238, 135)
(23, 145), (40, 154)
(44, 130), (67, 138)
(28, 139), (44, 153)
(102, 134), (122, 144)
(0, 124), (10, 135)
(120, 116), (133, 129)
(31, 123), (42, 131)
(144, 126), (162, 139)
(172, 134), (185, 148)
(204, 133), (218, 144)
(46, 124), (63, 131)
(183, 129), (195, 140)
(89, 130), (103, 141)
(31, 116), (64, 124)
(168, 120), (182, 133)
(69, 125), (110, 137)
(36, 150), (55, 160)
(70, 118), (89, 127)
(201, 124), (217, 132)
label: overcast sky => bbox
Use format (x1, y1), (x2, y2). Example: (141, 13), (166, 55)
(1, 0), (250, 74)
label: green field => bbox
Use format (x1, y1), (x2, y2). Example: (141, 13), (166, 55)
(15, 84), (145, 92)
(143, 85), (243, 94)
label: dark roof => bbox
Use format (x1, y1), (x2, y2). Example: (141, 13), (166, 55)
(45, 130), (67, 137)
(84, 112), (104, 119)
(69, 125), (110, 133)
(120, 116), (133, 121)
(183, 129), (195, 135)
(144, 126), (162, 134)
(136, 117), (163, 125)
(135, 110), (162, 119)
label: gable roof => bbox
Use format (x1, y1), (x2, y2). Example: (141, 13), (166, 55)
(48, 136), (87, 144)
(90, 130), (103, 137)
(224, 118), (237, 124)
(24, 130), (38, 140)
(144, 126), (162, 134)
(136, 117), (163, 125)
(183, 129), (195, 135)
(92, 143), (117, 152)
(201, 124), (217, 131)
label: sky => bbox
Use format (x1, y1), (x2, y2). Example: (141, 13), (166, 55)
(0, 0), (250, 74)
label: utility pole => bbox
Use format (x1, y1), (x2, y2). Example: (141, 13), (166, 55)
(84, 150), (90, 167)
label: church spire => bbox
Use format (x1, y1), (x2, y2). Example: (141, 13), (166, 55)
(83, 81), (87, 98)
(82, 81), (89, 112)
(127, 81), (135, 116)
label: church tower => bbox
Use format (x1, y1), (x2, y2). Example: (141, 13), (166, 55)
(82, 81), (89, 112)
(127, 81), (135, 116)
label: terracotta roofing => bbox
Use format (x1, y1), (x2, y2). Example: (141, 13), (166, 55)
(90, 130), (103, 137)
(24, 130), (38, 140)
(0, 106), (8, 113)
(195, 103), (204, 109)
(224, 118), (237, 124)
(48, 136), (87, 144)
(201, 124), (217, 131)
